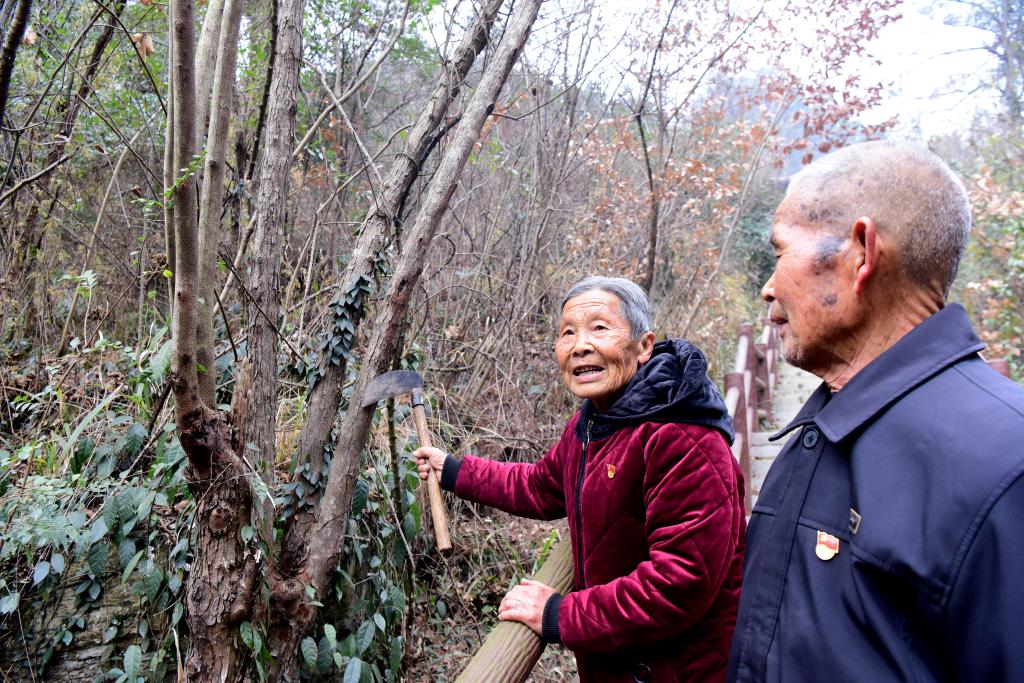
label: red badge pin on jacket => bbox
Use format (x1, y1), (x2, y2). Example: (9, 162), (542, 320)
(607, 464), (616, 479)
(816, 531), (839, 561)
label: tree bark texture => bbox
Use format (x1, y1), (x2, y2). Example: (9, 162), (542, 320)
(261, 2), (544, 676)
(284, 0), (505, 569)
(239, 0), (307, 479)
(182, 412), (259, 683)
(196, 0), (245, 407)
(194, 0), (227, 146)
(169, 0), (201, 421)
(168, 1), (264, 680)
(0, 0), (31, 127)
(163, 14), (176, 316)
(456, 538), (574, 683)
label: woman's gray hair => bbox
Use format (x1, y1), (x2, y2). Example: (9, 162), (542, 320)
(560, 276), (652, 340)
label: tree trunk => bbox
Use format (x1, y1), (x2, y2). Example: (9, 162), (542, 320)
(0, 0), (32, 127)
(167, 1), (259, 681)
(268, 0), (543, 677)
(456, 538), (574, 683)
(283, 0), (505, 570)
(197, 0), (245, 407)
(194, 0), (227, 145)
(236, 0), (306, 479)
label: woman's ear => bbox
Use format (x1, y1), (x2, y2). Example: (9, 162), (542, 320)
(637, 331), (655, 363)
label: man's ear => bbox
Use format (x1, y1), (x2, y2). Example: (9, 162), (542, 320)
(851, 216), (879, 296)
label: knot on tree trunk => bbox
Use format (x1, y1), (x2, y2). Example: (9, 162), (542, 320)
(180, 405), (229, 480)
(208, 503), (233, 535)
(270, 575), (305, 607)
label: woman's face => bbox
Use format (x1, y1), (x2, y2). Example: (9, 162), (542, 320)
(555, 290), (654, 412)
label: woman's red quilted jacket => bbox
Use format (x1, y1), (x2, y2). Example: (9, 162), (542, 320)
(442, 340), (745, 682)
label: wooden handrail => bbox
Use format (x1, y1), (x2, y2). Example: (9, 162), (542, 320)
(725, 315), (780, 514)
(456, 538), (574, 682)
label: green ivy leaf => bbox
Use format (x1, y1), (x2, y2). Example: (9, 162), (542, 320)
(88, 542), (109, 577)
(240, 621), (254, 649)
(50, 553), (66, 574)
(317, 635), (333, 673)
(123, 423), (148, 458)
(351, 480), (370, 517)
(324, 623), (337, 650)
(118, 539), (137, 570)
(343, 657), (362, 683)
(136, 491), (156, 521)
(148, 340), (173, 385)
(0, 592), (19, 614)
(355, 620), (374, 655)
(142, 562), (162, 602)
(90, 517), (110, 543)
(389, 636), (403, 675)
(301, 636), (318, 672)
(103, 496), (120, 533)
(373, 613), (386, 632)
(402, 510), (418, 541)
(32, 561), (51, 585)
(123, 644), (142, 680)
(121, 550), (143, 584)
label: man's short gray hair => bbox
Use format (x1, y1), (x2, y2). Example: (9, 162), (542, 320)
(785, 139), (971, 297)
(561, 276), (652, 340)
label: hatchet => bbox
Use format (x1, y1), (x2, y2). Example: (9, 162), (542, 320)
(362, 370), (452, 551)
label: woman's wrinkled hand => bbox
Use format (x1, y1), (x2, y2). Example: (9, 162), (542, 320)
(498, 579), (556, 635)
(413, 446), (447, 480)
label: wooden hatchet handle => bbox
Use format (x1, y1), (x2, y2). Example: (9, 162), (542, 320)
(411, 388), (452, 551)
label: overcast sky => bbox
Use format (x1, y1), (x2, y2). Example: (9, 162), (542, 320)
(858, 0), (998, 138)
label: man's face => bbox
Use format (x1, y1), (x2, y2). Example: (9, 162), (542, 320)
(555, 290), (653, 412)
(762, 209), (857, 376)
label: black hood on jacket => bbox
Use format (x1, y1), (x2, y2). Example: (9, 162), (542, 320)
(575, 339), (735, 444)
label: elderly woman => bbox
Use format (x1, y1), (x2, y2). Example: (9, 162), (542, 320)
(416, 276), (745, 682)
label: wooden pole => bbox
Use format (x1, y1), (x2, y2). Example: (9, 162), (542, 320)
(410, 387), (452, 551)
(457, 538), (575, 683)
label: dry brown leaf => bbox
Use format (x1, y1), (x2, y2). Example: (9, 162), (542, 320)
(131, 32), (155, 60)
(22, 25), (37, 46)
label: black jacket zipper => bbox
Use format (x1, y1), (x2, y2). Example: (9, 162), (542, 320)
(574, 419), (593, 588)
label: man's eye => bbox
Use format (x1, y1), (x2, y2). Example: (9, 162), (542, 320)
(561, 329), (574, 337)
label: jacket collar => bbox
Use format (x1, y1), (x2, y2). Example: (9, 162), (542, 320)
(575, 339), (735, 444)
(772, 304), (984, 443)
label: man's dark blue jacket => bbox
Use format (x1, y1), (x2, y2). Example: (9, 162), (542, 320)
(728, 304), (1024, 681)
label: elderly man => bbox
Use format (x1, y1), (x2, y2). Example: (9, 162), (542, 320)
(417, 276), (745, 682)
(728, 140), (1024, 681)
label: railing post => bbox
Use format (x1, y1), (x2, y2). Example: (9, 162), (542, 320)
(725, 371), (752, 514)
(759, 316), (776, 423)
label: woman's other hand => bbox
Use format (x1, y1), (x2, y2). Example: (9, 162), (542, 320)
(498, 579), (556, 635)
(414, 446), (446, 480)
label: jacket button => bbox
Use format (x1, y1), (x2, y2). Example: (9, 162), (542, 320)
(802, 428), (820, 449)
